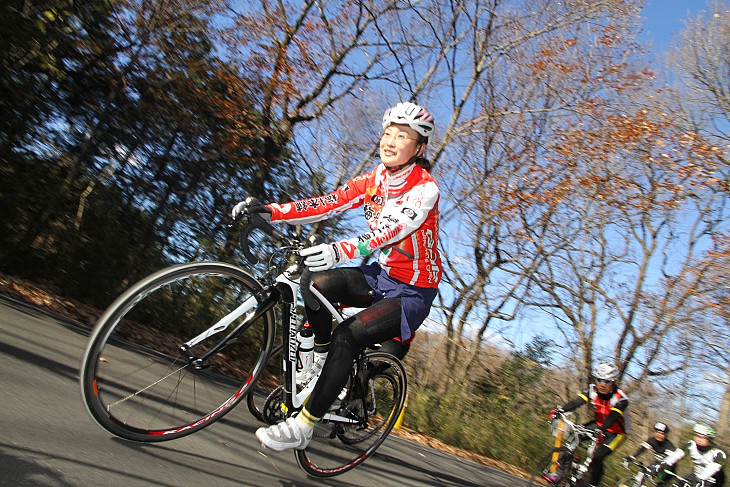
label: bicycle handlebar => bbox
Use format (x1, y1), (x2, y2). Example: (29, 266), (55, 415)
(626, 458), (647, 468)
(622, 458), (649, 471)
(622, 458), (691, 485)
(550, 411), (605, 444)
(234, 197), (301, 265)
(234, 197), (324, 311)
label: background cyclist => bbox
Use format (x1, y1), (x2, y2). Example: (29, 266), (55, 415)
(650, 423), (726, 487)
(232, 101), (442, 452)
(549, 361), (629, 487)
(623, 421), (676, 486)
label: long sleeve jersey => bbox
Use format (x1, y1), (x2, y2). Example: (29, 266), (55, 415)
(632, 436), (676, 462)
(664, 441), (727, 481)
(266, 163), (442, 288)
(562, 384), (629, 434)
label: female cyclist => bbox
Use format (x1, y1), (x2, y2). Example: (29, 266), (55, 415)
(232, 101), (442, 451)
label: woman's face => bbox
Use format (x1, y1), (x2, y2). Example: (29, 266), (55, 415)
(379, 124), (423, 170)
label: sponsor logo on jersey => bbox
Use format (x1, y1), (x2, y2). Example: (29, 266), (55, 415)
(293, 195), (338, 212)
(401, 207), (418, 220)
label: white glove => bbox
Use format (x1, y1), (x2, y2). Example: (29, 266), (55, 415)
(231, 202), (271, 221)
(231, 201), (247, 219)
(300, 243), (347, 272)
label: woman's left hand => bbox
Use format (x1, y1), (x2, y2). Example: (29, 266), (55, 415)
(300, 243), (347, 272)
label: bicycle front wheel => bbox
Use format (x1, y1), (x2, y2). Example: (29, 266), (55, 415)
(79, 262), (275, 442)
(295, 351), (407, 477)
(529, 447), (576, 486)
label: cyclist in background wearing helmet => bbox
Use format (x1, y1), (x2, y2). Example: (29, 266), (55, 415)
(232, 102), (442, 452)
(623, 422), (676, 486)
(548, 361), (629, 487)
(649, 423), (726, 487)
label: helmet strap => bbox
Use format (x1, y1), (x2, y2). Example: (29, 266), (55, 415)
(386, 157), (416, 174)
(386, 142), (426, 173)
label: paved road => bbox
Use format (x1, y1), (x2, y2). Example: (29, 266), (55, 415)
(0, 296), (527, 486)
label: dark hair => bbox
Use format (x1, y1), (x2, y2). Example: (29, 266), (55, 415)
(414, 156), (432, 171)
(415, 136), (432, 171)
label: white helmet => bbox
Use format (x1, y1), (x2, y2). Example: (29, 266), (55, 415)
(382, 102), (435, 142)
(694, 423), (716, 438)
(592, 361), (620, 382)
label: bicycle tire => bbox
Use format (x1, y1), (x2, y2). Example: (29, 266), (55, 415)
(79, 262), (275, 441)
(529, 447), (576, 487)
(295, 351), (407, 477)
(337, 368), (398, 445)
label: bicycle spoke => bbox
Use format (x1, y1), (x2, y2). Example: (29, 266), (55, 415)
(296, 352), (407, 477)
(80, 263), (275, 441)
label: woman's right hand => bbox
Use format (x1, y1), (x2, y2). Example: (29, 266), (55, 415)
(231, 200), (272, 221)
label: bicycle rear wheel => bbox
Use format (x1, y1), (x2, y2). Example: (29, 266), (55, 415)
(529, 447), (576, 486)
(79, 262), (275, 441)
(295, 351), (407, 477)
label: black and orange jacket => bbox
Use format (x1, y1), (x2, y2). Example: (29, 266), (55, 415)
(562, 384), (629, 435)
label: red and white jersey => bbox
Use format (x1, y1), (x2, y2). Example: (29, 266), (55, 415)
(266, 163), (442, 288)
(580, 384), (629, 434)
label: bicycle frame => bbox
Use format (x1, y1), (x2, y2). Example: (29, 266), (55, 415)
(661, 469), (690, 487)
(173, 245), (358, 424)
(272, 268), (353, 418)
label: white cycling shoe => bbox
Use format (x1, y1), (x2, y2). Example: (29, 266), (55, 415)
(255, 416), (313, 451)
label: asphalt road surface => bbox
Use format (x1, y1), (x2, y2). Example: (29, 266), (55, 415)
(0, 295), (527, 486)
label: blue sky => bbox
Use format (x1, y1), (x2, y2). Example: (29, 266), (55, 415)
(640, 0), (707, 54)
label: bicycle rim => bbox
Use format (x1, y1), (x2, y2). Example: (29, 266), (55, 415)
(295, 351), (407, 477)
(79, 262), (275, 441)
(529, 447), (574, 486)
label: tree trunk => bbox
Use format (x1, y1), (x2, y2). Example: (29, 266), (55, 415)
(717, 377), (730, 449)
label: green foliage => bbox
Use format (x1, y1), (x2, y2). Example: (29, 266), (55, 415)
(404, 340), (559, 471)
(0, 154), (165, 307)
(0, 0), (286, 306)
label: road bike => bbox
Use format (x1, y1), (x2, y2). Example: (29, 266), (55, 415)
(616, 460), (695, 487)
(528, 411), (605, 486)
(617, 458), (664, 487)
(79, 200), (408, 477)
(617, 459), (693, 487)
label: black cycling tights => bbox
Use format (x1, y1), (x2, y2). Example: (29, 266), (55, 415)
(590, 444), (612, 486)
(304, 267), (408, 418)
